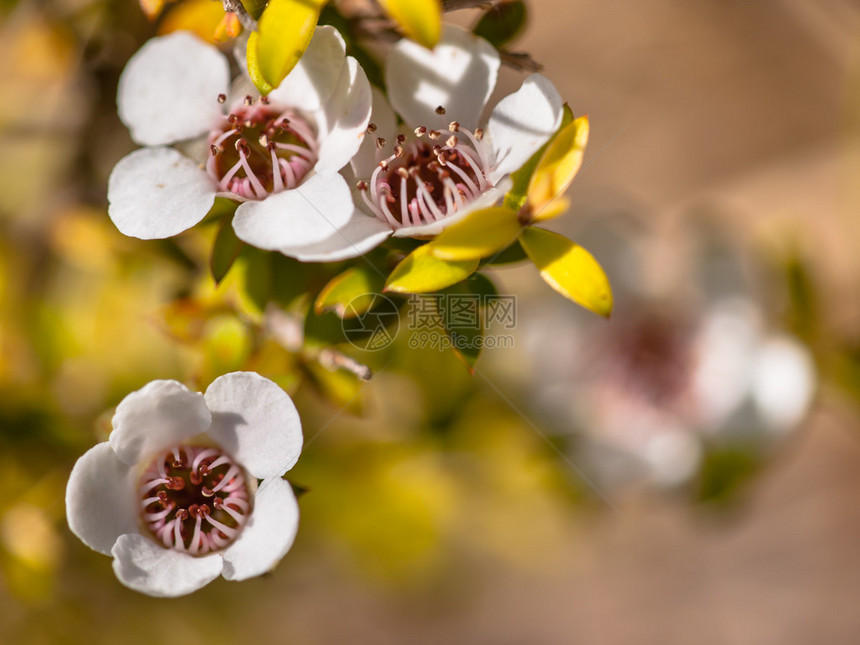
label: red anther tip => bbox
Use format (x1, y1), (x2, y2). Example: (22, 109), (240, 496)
(396, 134), (406, 144)
(167, 476), (186, 491)
(375, 137), (387, 149)
(200, 504), (211, 516)
(201, 486), (215, 497)
(448, 121), (460, 132)
(435, 105), (446, 115)
(243, 95), (253, 105)
(217, 93), (226, 104)
(367, 122), (377, 133)
(189, 470), (202, 485)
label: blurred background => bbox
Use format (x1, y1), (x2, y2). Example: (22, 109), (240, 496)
(2, 0), (860, 642)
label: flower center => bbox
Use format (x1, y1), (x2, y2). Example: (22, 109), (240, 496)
(207, 95), (318, 201)
(595, 311), (696, 408)
(138, 445), (251, 556)
(357, 119), (492, 229)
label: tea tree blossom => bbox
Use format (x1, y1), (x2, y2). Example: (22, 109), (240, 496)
(108, 27), (371, 242)
(232, 25), (564, 261)
(508, 218), (816, 489)
(65, 372), (303, 597)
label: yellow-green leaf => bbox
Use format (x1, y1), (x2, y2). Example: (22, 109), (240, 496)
(315, 265), (386, 319)
(255, 0), (324, 89)
(526, 115), (589, 221)
(378, 0), (442, 49)
(519, 227), (612, 317)
(385, 244), (478, 294)
(246, 31), (274, 95)
(428, 207), (522, 261)
(504, 103), (574, 211)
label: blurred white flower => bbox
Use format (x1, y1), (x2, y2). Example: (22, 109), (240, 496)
(109, 27), (371, 249)
(66, 372), (303, 597)
(235, 25), (564, 261)
(510, 217), (816, 490)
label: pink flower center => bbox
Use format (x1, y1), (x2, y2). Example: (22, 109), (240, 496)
(357, 116), (492, 229)
(138, 445), (251, 556)
(207, 95), (319, 201)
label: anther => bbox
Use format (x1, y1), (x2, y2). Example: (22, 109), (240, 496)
(209, 144), (219, 156)
(166, 476), (186, 491)
(414, 126), (427, 137)
(394, 144), (404, 157)
(429, 130), (441, 140)
(376, 137), (387, 149)
(396, 134), (406, 144)
(378, 160), (389, 170)
(367, 123), (377, 133)
(449, 121), (460, 132)
(475, 128), (484, 140)
(244, 95), (253, 106)
(396, 167), (409, 179)
(217, 93), (226, 104)
(446, 135), (458, 148)
(435, 106), (447, 115)
(260, 96), (270, 105)
(157, 491), (168, 502)
(356, 180), (369, 191)
(201, 486), (215, 497)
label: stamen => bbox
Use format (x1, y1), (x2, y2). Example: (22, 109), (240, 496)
(217, 93), (226, 104)
(137, 445), (251, 556)
(435, 106), (447, 115)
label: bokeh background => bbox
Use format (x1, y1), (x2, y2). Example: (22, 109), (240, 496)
(2, 0), (860, 642)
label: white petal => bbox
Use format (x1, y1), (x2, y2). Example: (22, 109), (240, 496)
(386, 24), (500, 131)
(351, 88), (398, 179)
(313, 57), (373, 174)
(205, 372), (303, 479)
(279, 207), (391, 261)
(111, 534), (223, 597)
(267, 26), (346, 111)
(232, 172), (355, 251)
(221, 477), (299, 580)
(65, 443), (137, 555)
(117, 32), (229, 146)
(109, 380), (211, 467)
(752, 336), (815, 433)
(392, 180), (509, 238)
(487, 74), (564, 183)
(108, 147), (216, 240)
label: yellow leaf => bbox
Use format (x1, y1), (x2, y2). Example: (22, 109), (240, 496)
(519, 227), (612, 317)
(526, 116), (589, 221)
(385, 244), (478, 294)
(255, 0), (324, 89)
(158, 0), (225, 43)
(428, 207), (522, 261)
(246, 31), (274, 95)
(379, 0), (442, 49)
(214, 12), (242, 42)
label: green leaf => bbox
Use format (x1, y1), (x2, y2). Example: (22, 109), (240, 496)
(504, 103), (574, 211)
(480, 241), (528, 266)
(526, 115), (589, 221)
(315, 265), (386, 319)
(385, 244), (478, 294)
(246, 31), (274, 95)
(240, 247), (273, 314)
(440, 273), (497, 371)
(519, 227), (612, 317)
(473, 1), (528, 48)
(255, 0), (325, 89)
(378, 0), (441, 49)
(210, 217), (244, 285)
(428, 206), (522, 261)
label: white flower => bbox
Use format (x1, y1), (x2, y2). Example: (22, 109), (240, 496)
(65, 372), (303, 597)
(232, 25), (564, 262)
(506, 218), (817, 490)
(108, 27), (372, 242)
